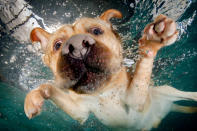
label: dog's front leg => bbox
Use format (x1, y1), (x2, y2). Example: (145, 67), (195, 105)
(125, 15), (178, 111)
(125, 43), (156, 111)
(24, 84), (89, 124)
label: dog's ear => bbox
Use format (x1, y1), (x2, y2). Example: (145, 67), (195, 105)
(30, 27), (51, 51)
(100, 9), (122, 23)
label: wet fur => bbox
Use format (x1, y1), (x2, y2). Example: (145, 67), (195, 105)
(24, 9), (197, 130)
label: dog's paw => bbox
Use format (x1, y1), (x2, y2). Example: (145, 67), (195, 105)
(143, 14), (178, 46)
(24, 89), (44, 119)
(24, 85), (51, 119)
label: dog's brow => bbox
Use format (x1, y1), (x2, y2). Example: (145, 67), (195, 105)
(72, 18), (111, 29)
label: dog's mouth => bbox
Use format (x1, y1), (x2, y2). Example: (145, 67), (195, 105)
(59, 37), (112, 93)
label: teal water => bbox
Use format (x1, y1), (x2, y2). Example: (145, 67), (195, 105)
(0, 0), (197, 131)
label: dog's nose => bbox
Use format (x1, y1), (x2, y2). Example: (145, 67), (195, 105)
(62, 34), (95, 59)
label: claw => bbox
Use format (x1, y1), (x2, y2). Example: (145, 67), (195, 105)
(27, 108), (37, 119)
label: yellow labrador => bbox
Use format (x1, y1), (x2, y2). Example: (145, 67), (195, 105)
(24, 9), (197, 130)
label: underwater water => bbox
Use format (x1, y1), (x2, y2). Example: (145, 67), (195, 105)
(0, 0), (197, 130)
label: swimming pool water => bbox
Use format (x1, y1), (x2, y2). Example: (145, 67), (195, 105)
(0, 0), (197, 130)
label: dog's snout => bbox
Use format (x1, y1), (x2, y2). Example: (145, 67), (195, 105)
(62, 34), (95, 59)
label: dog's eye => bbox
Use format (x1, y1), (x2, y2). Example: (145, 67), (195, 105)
(89, 27), (103, 36)
(54, 41), (62, 51)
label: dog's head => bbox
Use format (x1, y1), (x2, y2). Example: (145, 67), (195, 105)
(30, 9), (123, 93)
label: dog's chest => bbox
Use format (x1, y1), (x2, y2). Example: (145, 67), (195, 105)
(89, 88), (142, 127)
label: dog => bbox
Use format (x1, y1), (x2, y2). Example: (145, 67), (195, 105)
(24, 9), (197, 130)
